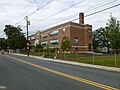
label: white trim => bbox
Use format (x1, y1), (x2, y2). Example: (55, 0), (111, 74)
(41, 33), (48, 38)
(42, 24), (84, 33)
(57, 25), (83, 30)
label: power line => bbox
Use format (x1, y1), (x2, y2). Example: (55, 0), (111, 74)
(31, 0), (86, 25)
(30, 0), (117, 26)
(30, 0), (117, 25)
(14, 0), (55, 26)
(27, 3), (120, 34)
(85, 3), (120, 17)
(66, 0), (118, 20)
(16, 0), (116, 30)
(27, 0), (55, 17)
(27, 0), (44, 8)
(28, 13), (78, 34)
(71, 3), (120, 22)
(84, 0), (117, 12)
(24, 1), (120, 35)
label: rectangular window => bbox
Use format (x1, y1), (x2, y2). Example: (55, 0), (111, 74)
(41, 41), (47, 46)
(50, 30), (59, 36)
(88, 29), (92, 35)
(41, 34), (47, 38)
(74, 37), (78, 45)
(50, 39), (59, 45)
(31, 36), (36, 40)
(63, 28), (66, 34)
(31, 43), (36, 46)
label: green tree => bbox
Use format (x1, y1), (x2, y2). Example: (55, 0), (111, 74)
(61, 37), (71, 51)
(34, 44), (43, 52)
(92, 14), (120, 53)
(92, 27), (109, 51)
(3, 25), (26, 50)
(92, 31), (99, 50)
(105, 14), (120, 50)
(0, 38), (7, 50)
(4, 25), (22, 39)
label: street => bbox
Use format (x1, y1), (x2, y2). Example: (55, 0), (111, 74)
(0, 53), (120, 90)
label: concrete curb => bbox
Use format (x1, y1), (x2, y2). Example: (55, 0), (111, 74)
(10, 53), (120, 73)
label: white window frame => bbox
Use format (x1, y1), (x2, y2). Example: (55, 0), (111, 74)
(50, 39), (59, 45)
(50, 30), (59, 36)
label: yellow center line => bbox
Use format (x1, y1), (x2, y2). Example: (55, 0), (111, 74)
(5, 55), (119, 90)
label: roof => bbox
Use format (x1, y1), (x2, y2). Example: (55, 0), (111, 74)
(41, 21), (92, 33)
(29, 21), (92, 36)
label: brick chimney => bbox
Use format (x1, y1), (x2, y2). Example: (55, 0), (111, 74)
(79, 12), (84, 24)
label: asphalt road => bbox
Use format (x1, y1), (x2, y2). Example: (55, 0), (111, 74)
(0, 53), (120, 90)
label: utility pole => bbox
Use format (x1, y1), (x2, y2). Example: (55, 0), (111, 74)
(25, 16), (30, 57)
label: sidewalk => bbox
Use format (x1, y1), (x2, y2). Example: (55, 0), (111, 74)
(10, 53), (120, 73)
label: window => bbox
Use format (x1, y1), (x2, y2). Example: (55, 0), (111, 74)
(41, 41), (47, 46)
(31, 36), (36, 40)
(31, 43), (35, 46)
(50, 30), (59, 36)
(74, 37), (78, 45)
(41, 34), (47, 38)
(50, 39), (59, 45)
(88, 29), (92, 35)
(63, 28), (66, 34)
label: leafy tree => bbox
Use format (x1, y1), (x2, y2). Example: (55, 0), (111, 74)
(34, 44), (43, 51)
(92, 31), (99, 50)
(4, 25), (22, 39)
(92, 14), (120, 53)
(61, 37), (71, 51)
(3, 25), (26, 49)
(105, 14), (120, 50)
(92, 27), (109, 51)
(0, 38), (7, 50)
(35, 44), (43, 49)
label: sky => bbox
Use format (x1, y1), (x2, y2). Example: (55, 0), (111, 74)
(0, 0), (120, 38)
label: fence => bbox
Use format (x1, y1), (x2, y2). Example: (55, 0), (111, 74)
(19, 48), (120, 67)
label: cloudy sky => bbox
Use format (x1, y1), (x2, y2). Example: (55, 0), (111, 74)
(0, 0), (120, 38)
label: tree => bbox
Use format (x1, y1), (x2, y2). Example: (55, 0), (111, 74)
(92, 14), (120, 53)
(0, 38), (7, 50)
(61, 37), (71, 51)
(3, 25), (26, 50)
(4, 25), (22, 39)
(92, 31), (99, 50)
(105, 14), (120, 50)
(92, 27), (109, 51)
(34, 44), (43, 52)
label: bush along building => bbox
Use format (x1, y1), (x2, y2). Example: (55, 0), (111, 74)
(28, 13), (92, 52)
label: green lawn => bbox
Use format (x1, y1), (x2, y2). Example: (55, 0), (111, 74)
(61, 56), (120, 67)
(28, 52), (120, 67)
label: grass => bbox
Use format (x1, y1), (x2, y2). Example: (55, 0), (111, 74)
(30, 52), (43, 56)
(61, 56), (120, 67)
(26, 51), (120, 68)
